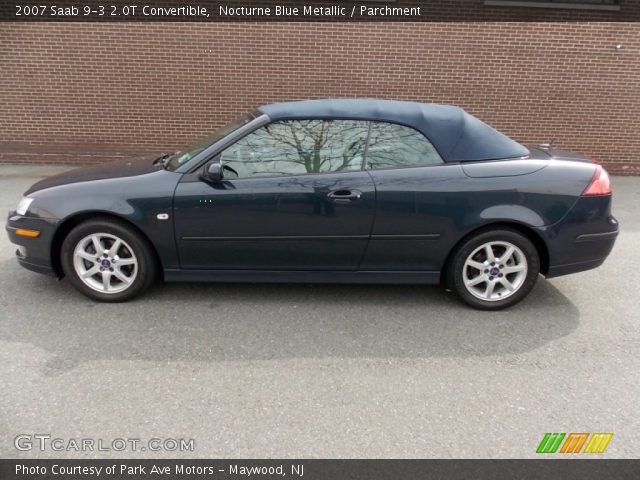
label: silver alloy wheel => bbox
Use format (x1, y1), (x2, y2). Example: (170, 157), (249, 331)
(462, 241), (528, 302)
(72, 233), (138, 294)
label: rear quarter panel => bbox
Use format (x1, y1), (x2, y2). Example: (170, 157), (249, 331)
(361, 159), (596, 272)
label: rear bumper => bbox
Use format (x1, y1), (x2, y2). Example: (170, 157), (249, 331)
(546, 257), (607, 279)
(574, 231), (619, 243)
(6, 212), (59, 276)
(537, 196), (619, 278)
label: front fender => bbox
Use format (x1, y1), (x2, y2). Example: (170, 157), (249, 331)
(26, 169), (181, 270)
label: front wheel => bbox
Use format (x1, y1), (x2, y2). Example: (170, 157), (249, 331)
(61, 218), (158, 302)
(447, 228), (540, 310)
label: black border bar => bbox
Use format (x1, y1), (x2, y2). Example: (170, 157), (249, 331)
(2, 0), (640, 21)
(2, 459), (640, 480)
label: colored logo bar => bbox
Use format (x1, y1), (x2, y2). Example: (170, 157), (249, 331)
(537, 433), (612, 454)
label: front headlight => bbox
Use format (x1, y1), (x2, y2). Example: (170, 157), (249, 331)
(15, 197), (34, 216)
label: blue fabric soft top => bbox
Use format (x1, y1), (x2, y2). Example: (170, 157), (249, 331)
(259, 99), (529, 162)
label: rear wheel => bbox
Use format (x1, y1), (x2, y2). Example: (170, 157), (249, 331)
(61, 218), (157, 302)
(447, 228), (540, 310)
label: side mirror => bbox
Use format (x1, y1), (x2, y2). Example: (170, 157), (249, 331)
(201, 161), (223, 183)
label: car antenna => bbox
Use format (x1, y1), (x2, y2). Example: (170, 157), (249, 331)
(540, 138), (556, 149)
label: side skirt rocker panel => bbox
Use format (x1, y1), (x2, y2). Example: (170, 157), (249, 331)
(163, 269), (441, 284)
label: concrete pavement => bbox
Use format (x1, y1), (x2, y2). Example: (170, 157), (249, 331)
(1, 164), (638, 458)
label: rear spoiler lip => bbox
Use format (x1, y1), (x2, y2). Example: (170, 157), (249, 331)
(525, 144), (594, 164)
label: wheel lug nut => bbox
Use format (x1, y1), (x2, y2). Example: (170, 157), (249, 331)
(499, 273), (503, 277)
(500, 264), (504, 268)
(489, 276), (494, 280)
(490, 262), (495, 266)
(109, 267), (114, 272)
(484, 269), (489, 273)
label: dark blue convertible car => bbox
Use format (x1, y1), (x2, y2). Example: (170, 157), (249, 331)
(6, 99), (618, 309)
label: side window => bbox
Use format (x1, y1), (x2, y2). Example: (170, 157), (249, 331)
(219, 120), (369, 178)
(366, 122), (443, 169)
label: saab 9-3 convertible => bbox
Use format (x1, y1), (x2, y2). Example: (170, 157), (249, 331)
(6, 99), (618, 309)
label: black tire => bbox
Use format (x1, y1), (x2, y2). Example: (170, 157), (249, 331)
(446, 228), (540, 310)
(60, 218), (158, 302)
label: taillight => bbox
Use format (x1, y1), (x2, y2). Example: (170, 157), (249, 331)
(582, 165), (612, 196)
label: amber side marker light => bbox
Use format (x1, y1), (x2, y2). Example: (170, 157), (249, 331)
(15, 228), (40, 238)
(583, 165), (612, 196)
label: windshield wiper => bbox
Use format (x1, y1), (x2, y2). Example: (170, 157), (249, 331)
(153, 152), (177, 168)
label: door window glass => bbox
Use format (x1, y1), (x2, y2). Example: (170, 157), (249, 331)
(220, 120), (369, 178)
(366, 122), (443, 169)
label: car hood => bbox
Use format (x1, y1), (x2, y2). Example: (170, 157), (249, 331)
(25, 155), (163, 195)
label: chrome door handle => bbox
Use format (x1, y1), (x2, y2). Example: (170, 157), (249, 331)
(327, 189), (363, 204)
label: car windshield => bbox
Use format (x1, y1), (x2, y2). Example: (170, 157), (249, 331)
(164, 113), (256, 171)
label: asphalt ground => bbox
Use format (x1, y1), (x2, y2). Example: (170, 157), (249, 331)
(0, 164), (638, 458)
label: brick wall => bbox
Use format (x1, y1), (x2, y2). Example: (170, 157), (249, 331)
(1, 18), (639, 173)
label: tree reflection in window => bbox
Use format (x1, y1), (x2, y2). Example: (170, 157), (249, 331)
(220, 120), (369, 178)
(366, 122), (443, 169)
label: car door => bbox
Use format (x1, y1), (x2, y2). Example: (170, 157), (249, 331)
(360, 121), (466, 271)
(173, 119), (376, 270)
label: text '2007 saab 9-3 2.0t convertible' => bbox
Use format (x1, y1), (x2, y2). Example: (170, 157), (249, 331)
(6, 99), (619, 309)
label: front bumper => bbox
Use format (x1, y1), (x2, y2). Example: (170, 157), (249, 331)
(6, 212), (59, 276)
